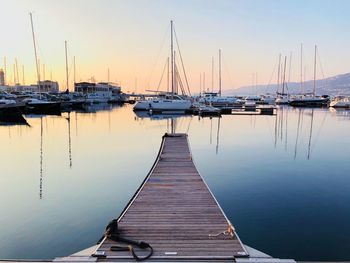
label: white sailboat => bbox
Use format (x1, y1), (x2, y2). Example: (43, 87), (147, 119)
(199, 50), (240, 106)
(28, 13), (61, 114)
(133, 21), (192, 112)
(276, 55), (289, 105)
(289, 45), (329, 107)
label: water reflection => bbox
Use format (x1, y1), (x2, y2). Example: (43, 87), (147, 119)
(1, 105), (350, 260)
(65, 112), (72, 168)
(39, 117), (43, 199)
(271, 107), (331, 160)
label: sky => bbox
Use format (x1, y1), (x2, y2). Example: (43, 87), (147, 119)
(1, 0), (350, 93)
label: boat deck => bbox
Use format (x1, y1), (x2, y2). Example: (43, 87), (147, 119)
(93, 133), (248, 261)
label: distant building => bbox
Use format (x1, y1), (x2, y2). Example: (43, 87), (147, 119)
(38, 80), (59, 93)
(14, 81), (59, 93)
(74, 82), (121, 94)
(74, 82), (96, 93)
(0, 69), (4, 86)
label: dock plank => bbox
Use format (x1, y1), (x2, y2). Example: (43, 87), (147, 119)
(94, 133), (248, 261)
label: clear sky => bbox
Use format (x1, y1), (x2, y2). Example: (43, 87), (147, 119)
(1, 0), (350, 93)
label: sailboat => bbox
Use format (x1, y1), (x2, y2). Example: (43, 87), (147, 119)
(275, 55), (289, 105)
(133, 21), (192, 112)
(199, 50), (240, 107)
(289, 45), (329, 107)
(26, 13), (61, 115)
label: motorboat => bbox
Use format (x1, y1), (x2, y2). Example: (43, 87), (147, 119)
(330, 96), (350, 108)
(199, 92), (240, 107)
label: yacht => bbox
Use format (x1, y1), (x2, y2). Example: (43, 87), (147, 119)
(134, 94), (191, 111)
(330, 96), (350, 108)
(134, 21), (192, 112)
(199, 92), (240, 106)
(289, 45), (330, 108)
(289, 95), (329, 107)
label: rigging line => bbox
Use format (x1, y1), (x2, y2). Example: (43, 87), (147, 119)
(175, 63), (186, 95)
(316, 48), (326, 79)
(288, 51), (293, 83)
(316, 48), (327, 91)
(146, 24), (170, 89)
(265, 56), (279, 93)
(66, 58), (75, 83)
(156, 58), (169, 92)
(173, 26), (191, 96)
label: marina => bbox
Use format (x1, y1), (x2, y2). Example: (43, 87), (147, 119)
(2, 1), (350, 262)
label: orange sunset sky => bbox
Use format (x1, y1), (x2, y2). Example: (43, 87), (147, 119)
(1, 0), (350, 93)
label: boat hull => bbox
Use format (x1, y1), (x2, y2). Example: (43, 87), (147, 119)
(289, 99), (329, 107)
(25, 102), (61, 115)
(133, 100), (192, 111)
(0, 103), (27, 123)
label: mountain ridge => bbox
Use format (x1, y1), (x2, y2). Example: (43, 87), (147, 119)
(224, 72), (350, 95)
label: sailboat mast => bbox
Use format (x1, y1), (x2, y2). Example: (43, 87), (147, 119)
(277, 54), (281, 94)
(219, 49), (222, 96)
(282, 56), (287, 94)
(15, 58), (19, 84)
(174, 50), (177, 94)
(74, 56), (76, 84)
(30, 13), (41, 93)
(3, 57), (6, 85)
(288, 51), (292, 83)
(65, 41), (69, 91)
(203, 72), (205, 92)
(211, 56), (214, 92)
(300, 43), (303, 93)
(313, 45), (317, 98)
(167, 57), (169, 92)
(170, 20), (174, 94)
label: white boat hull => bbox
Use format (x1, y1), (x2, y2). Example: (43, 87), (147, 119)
(134, 99), (192, 111)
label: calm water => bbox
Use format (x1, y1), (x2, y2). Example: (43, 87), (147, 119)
(1, 104), (350, 261)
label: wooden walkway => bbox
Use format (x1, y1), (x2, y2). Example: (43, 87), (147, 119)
(93, 133), (248, 261)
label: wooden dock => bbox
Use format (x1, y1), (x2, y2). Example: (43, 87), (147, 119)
(93, 133), (248, 261)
